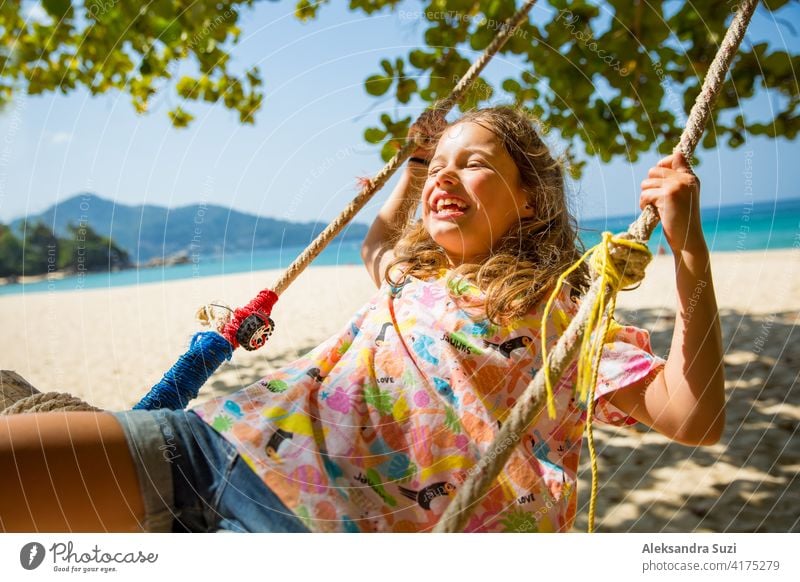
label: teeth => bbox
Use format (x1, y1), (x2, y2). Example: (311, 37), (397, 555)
(435, 197), (468, 211)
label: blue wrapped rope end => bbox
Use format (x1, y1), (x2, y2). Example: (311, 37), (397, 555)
(133, 331), (234, 411)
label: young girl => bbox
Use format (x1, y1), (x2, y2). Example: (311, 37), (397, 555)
(0, 106), (725, 533)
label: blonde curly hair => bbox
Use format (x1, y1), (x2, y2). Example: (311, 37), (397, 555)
(386, 105), (589, 325)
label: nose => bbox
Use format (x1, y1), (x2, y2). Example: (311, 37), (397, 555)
(434, 162), (459, 188)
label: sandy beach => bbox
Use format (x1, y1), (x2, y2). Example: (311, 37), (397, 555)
(1, 248), (798, 533)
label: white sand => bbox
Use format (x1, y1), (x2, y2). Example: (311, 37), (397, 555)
(1, 248), (798, 532)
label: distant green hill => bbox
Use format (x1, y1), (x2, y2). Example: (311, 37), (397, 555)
(11, 194), (369, 262)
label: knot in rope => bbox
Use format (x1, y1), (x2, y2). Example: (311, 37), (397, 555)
(540, 231), (652, 419)
(196, 301), (233, 333)
(535, 232), (652, 532)
(589, 232), (652, 290)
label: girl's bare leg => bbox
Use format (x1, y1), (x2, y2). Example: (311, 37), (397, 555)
(0, 411), (145, 532)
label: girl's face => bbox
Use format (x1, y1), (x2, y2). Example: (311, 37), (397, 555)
(421, 122), (534, 265)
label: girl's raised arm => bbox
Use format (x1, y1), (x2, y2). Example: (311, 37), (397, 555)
(605, 152), (726, 446)
(360, 163), (426, 287)
(361, 114), (446, 288)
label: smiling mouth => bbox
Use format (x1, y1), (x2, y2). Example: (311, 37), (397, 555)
(431, 197), (470, 218)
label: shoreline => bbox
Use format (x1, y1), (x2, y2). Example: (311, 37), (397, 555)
(0, 244), (797, 292)
(0, 254), (189, 287)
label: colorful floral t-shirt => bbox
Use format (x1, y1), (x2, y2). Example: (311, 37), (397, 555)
(191, 269), (665, 532)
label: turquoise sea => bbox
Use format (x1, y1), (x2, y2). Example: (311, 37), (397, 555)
(2, 197), (798, 296)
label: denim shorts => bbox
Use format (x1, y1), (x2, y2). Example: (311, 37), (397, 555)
(112, 408), (310, 533)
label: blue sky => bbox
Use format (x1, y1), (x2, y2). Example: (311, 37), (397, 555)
(1, 0), (798, 227)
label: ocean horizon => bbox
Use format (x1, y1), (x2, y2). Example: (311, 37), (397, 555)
(2, 197), (798, 296)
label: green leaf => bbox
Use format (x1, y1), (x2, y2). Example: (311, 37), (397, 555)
(409, 49), (435, 69)
(168, 107), (194, 128)
(139, 57), (153, 76)
(380, 138), (400, 162)
(246, 69), (262, 87)
(502, 78), (522, 93)
(295, 0), (328, 21)
(175, 76), (199, 99)
(364, 127), (386, 143)
(396, 78), (417, 103)
(365, 74), (392, 96)
(470, 27), (494, 51)
(42, 0), (71, 19)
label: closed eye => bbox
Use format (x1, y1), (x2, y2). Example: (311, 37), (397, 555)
(428, 159), (490, 175)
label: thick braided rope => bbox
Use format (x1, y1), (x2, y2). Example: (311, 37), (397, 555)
(0, 370), (101, 415)
(629, 0), (758, 243)
(436, 2), (537, 114)
(271, 0), (538, 295)
(433, 0), (759, 533)
(0, 392), (101, 415)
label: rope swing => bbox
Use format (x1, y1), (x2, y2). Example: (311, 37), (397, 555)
(2, 0), (759, 534)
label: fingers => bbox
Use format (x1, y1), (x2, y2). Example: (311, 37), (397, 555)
(656, 154), (674, 168)
(640, 153), (700, 211)
(640, 177), (663, 190)
(409, 140), (436, 161)
(647, 166), (676, 179)
(639, 196), (661, 212)
(408, 110), (448, 155)
(671, 150), (691, 171)
(641, 171), (697, 194)
(639, 187), (663, 210)
(654, 151), (693, 175)
(646, 163), (697, 186)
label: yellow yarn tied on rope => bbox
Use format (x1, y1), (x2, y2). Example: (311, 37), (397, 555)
(540, 231), (652, 418)
(540, 231), (652, 532)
